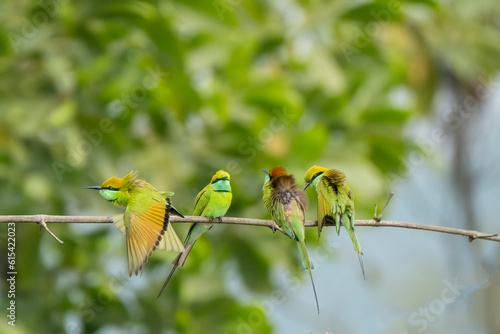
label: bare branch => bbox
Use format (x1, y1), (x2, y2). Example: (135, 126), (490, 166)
(0, 214), (498, 243)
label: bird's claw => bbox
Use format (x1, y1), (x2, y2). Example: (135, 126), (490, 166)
(210, 217), (223, 224)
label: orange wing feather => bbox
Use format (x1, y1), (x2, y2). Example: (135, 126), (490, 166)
(125, 201), (183, 276)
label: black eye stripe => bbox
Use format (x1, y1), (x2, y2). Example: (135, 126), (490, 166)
(212, 176), (229, 184)
(313, 172), (323, 179)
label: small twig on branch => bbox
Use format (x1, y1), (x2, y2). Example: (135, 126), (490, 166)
(0, 214), (498, 242)
(373, 192), (394, 222)
(469, 233), (499, 243)
(37, 215), (64, 244)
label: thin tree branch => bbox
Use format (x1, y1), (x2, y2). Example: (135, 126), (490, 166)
(0, 215), (498, 242)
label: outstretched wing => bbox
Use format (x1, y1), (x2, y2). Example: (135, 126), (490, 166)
(125, 199), (184, 276)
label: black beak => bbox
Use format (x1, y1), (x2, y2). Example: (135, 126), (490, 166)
(262, 169), (269, 175)
(86, 186), (102, 190)
(303, 181), (312, 191)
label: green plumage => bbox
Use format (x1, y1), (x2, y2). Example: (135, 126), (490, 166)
(262, 167), (319, 313)
(157, 170), (232, 298)
(88, 171), (184, 277)
(316, 170), (355, 236)
(304, 166), (364, 279)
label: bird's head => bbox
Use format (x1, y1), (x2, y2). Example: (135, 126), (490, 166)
(87, 171), (138, 206)
(209, 170), (231, 191)
(262, 166), (288, 183)
(210, 170), (230, 183)
(303, 165), (327, 190)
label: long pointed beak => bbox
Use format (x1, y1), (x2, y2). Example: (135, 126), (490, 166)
(262, 169), (269, 175)
(303, 181), (312, 191)
(86, 186), (102, 190)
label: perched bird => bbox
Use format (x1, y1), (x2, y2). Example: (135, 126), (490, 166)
(157, 170), (232, 298)
(87, 171), (184, 276)
(304, 165), (364, 279)
(262, 167), (319, 313)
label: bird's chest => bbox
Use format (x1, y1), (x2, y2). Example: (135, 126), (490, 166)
(201, 191), (231, 217)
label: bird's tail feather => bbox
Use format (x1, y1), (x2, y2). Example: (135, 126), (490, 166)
(156, 242), (195, 299)
(335, 214), (341, 235)
(357, 253), (365, 281)
(297, 241), (320, 313)
(157, 253), (181, 299)
(345, 225), (365, 279)
(176, 242), (194, 267)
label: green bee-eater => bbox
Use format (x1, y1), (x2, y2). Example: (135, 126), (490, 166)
(157, 170), (232, 298)
(304, 165), (364, 279)
(87, 171), (184, 276)
(262, 166), (319, 313)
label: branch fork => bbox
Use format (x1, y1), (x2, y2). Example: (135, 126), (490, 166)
(469, 233), (498, 242)
(37, 215), (64, 244)
(373, 192), (394, 223)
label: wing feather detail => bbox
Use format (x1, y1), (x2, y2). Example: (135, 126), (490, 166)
(125, 201), (184, 276)
(112, 214), (126, 234)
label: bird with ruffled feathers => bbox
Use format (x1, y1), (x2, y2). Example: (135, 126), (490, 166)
(263, 166), (319, 313)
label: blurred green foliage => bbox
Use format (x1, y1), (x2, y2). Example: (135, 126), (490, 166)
(0, 0), (499, 333)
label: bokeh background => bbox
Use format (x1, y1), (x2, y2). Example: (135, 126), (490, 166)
(1, 0), (500, 333)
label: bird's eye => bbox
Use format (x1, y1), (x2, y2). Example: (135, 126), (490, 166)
(313, 172), (322, 179)
(107, 186), (116, 190)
